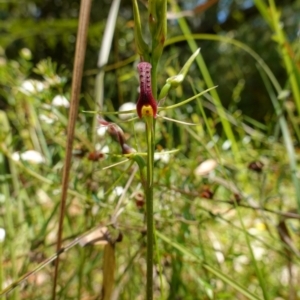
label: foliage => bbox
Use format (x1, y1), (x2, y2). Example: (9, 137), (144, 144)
(1, 0), (300, 299)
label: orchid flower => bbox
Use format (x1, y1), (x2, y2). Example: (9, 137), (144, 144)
(136, 62), (158, 119)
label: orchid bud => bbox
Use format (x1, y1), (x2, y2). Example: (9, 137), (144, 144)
(158, 48), (200, 100)
(121, 143), (136, 155)
(98, 118), (126, 152)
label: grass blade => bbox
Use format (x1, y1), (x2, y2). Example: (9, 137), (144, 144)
(156, 231), (262, 300)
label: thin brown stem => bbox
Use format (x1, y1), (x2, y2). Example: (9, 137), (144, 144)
(51, 1), (92, 299)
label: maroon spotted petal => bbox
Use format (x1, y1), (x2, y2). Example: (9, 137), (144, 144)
(136, 62), (157, 118)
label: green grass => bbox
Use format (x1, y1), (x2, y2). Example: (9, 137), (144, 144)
(1, 0), (300, 299)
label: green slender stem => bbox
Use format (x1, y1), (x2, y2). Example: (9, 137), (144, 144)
(145, 115), (155, 300)
(255, 0), (300, 129)
(0, 240), (3, 291)
(151, 62), (158, 99)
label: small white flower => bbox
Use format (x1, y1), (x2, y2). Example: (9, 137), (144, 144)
(154, 151), (170, 164)
(52, 95), (69, 108)
(101, 145), (110, 154)
(95, 143), (102, 151)
(242, 135), (251, 145)
(113, 186), (124, 196)
(222, 140), (231, 151)
(251, 242), (266, 260)
(118, 102), (136, 120)
(194, 159), (217, 176)
(20, 80), (44, 95)
(11, 152), (20, 161)
(97, 126), (107, 137)
(0, 228), (6, 242)
(20, 48), (32, 60)
(39, 114), (55, 124)
(12, 150), (45, 164)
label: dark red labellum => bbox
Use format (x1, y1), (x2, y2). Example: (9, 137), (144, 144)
(136, 62), (157, 118)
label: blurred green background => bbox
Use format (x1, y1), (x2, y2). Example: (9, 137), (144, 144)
(1, 1), (300, 299)
(1, 0), (298, 121)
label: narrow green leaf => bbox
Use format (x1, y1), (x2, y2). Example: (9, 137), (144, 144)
(132, 0), (149, 60)
(132, 154), (146, 170)
(156, 231), (262, 300)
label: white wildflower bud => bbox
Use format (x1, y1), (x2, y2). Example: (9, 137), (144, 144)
(52, 95), (69, 108)
(0, 228), (6, 243)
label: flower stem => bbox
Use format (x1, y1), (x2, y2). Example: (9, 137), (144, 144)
(151, 62), (158, 99)
(145, 115), (155, 300)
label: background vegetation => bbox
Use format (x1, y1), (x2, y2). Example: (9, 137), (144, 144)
(0, 0), (300, 299)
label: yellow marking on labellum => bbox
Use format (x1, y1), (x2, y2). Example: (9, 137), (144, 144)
(141, 105), (154, 117)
